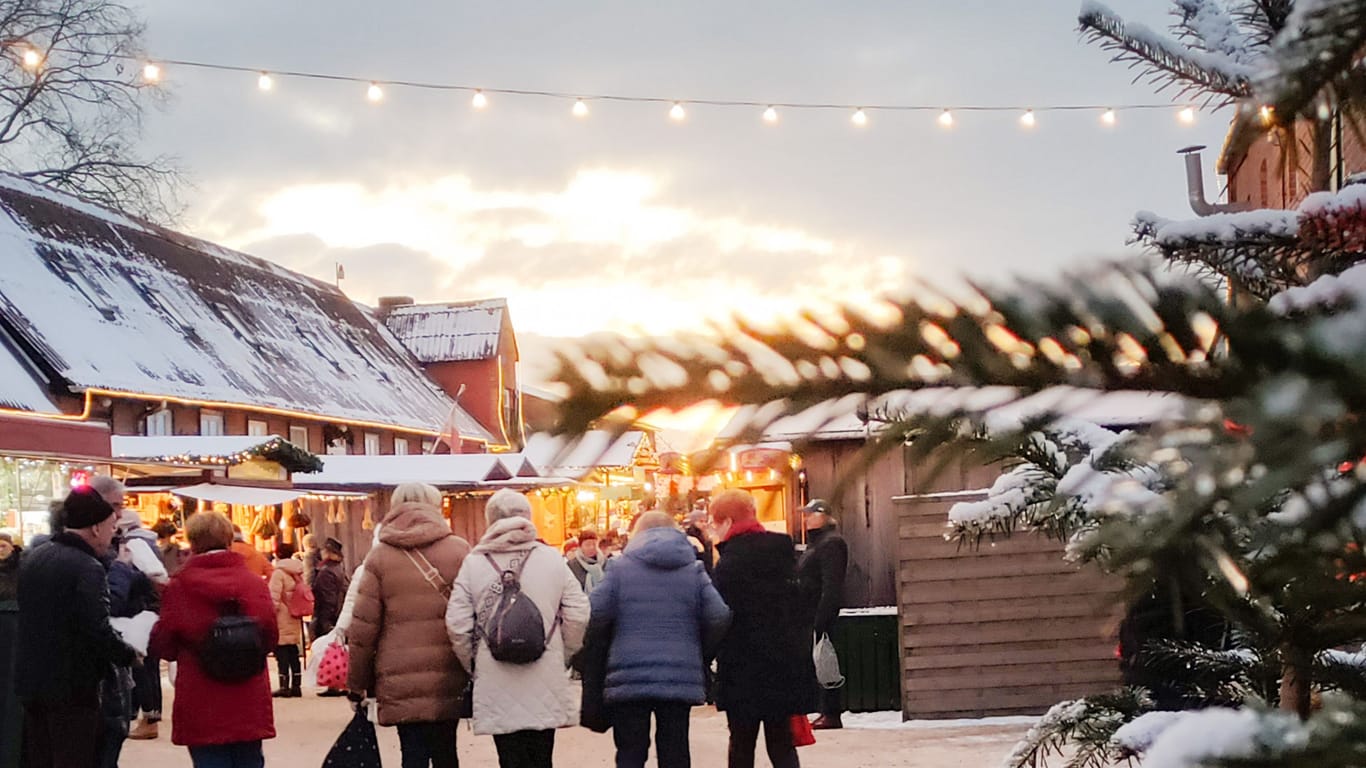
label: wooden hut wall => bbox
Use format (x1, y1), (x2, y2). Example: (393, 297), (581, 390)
(798, 439), (904, 608)
(447, 495), (488, 544)
(300, 495), (381, 574)
(895, 457), (1123, 719)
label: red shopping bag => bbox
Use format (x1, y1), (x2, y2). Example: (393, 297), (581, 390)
(790, 715), (816, 747)
(317, 641), (350, 690)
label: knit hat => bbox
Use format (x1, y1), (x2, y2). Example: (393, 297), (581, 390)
(323, 537), (344, 555)
(63, 486), (116, 529)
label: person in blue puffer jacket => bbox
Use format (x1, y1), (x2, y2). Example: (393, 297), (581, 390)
(582, 511), (731, 768)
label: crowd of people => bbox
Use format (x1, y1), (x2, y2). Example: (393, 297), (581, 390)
(5, 478), (850, 768)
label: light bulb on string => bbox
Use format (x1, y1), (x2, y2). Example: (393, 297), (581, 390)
(669, 102), (686, 121)
(572, 98), (589, 118)
(257, 72), (273, 92)
(763, 106), (778, 124)
(1020, 109), (1036, 128)
(472, 90), (488, 109)
(1101, 108), (1116, 126)
(1259, 105), (1274, 125)
(142, 62), (161, 83)
(1179, 107), (1196, 124)
(21, 48), (41, 71)
(851, 108), (868, 126)
(367, 82), (384, 102)
(938, 109), (954, 127)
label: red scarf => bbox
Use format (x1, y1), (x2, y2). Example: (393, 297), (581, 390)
(722, 518), (767, 542)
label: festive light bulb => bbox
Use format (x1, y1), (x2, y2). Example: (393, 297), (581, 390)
(1101, 108), (1116, 125)
(367, 82), (383, 102)
(1259, 105), (1274, 124)
(851, 108), (868, 126)
(763, 106), (778, 123)
(142, 62), (161, 83)
(472, 89), (488, 109)
(572, 98), (589, 117)
(669, 102), (686, 121)
(938, 109), (954, 127)
(1179, 107), (1196, 124)
(1020, 109), (1036, 127)
(21, 48), (41, 71)
(257, 72), (273, 91)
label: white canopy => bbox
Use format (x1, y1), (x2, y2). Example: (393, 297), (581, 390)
(172, 483), (306, 506)
(293, 454), (513, 488)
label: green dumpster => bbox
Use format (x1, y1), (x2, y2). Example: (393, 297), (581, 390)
(830, 607), (901, 713)
(1, 601), (20, 768)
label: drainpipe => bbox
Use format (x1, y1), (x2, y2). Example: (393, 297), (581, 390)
(1179, 145), (1252, 216)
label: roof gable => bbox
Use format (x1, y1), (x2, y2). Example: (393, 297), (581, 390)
(383, 299), (510, 363)
(0, 175), (491, 438)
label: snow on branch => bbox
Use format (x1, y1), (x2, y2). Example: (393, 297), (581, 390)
(1172, 0), (1259, 67)
(1255, 0), (1366, 120)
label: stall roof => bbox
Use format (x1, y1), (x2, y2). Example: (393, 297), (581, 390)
(523, 431), (648, 478)
(173, 483), (306, 506)
(292, 454), (514, 488)
(111, 435), (322, 473)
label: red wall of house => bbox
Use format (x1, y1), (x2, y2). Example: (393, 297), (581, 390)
(1227, 122), (1365, 210)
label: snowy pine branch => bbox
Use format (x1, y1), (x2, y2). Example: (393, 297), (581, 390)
(1255, 0), (1366, 121)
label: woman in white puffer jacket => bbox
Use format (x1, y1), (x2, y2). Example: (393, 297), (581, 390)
(445, 489), (589, 768)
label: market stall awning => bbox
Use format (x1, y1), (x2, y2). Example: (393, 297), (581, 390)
(172, 483), (307, 506)
(292, 454), (515, 489)
(111, 435), (322, 473)
(521, 431), (651, 479)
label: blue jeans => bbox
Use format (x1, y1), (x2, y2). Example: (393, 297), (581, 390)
(188, 741), (265, 768)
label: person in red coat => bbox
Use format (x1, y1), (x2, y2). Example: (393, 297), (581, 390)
(149, 511), (277, 768)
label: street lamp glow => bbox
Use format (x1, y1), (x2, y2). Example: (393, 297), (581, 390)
(572, 99), (589, 117)
(938, 109), (954, 127)
(257, 72), (273, 91)
(1020, 109), (1036, 128)
(142, 62), (161, 83)
(763, 106), (778, 123)
(669, 102), (686, 121)
(367, 82), (384, 102)
(851, 108), (868, 126)
(472, 90), (488, 109)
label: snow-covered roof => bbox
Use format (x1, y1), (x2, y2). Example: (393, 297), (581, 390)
(292, 454), (514, 488)
(0, 337), (58, 413)
(111, 435), (322, 473)
(383, 299), (511, 363)
(717, 396), (870, 444)
(0, 174), (489, 438)
(519, 382), (565, 403)
(523, 430), (650, 477)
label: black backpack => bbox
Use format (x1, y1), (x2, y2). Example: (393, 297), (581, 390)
(198, 598), (267, 683)
(482, 550), (556, 664)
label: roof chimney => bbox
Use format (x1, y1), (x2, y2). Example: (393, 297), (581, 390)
(376, 296), (414, 319)
(1179, 145), (1252, 216)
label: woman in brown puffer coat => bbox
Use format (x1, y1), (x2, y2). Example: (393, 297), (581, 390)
(347, 483), (471, 768)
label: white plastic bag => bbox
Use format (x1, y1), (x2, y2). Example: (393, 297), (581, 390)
(813, 634), (844, 689)
(110, 610), (159, 657)
(304, 629), (338, 690)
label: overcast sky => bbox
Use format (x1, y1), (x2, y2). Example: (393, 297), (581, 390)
(135, 0), (1228, 379)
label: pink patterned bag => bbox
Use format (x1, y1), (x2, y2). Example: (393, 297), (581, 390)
(316, 641), (349, 690)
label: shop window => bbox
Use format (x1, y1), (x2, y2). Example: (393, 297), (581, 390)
(247, 419), (269, 437)
(146, 409), (173, 436)
(364, 432), (381, 455)
(199, 410), (224, 436)
(394, 438), (410, 455)
(289, 425), (310, 450)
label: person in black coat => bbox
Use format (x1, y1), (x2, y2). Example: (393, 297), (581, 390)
(710, 490), (815, 768)
(795, 499), (849, 730)
(17, 487), (137, 768)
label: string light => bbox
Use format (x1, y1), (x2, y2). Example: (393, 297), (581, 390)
(1101, 108), (1116, 126)
(257, 72), (273, 91)
(471, 89), (488, 109)
(572, 98), (589, 117)
(1020, 109), (1036, 128)
(1259, 105), (1274, 124)
(21, 48), (41, 71)
(367, 82), (383, 102)
(938, 109), (954, 127)
(142, 62), (161, 83)
(1179, 107), (1196, 124)
(669, 102), (686, 121)
(851, 108), (868, 126)
(763, 106), (778, 123)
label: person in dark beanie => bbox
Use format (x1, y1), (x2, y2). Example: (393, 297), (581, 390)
(796, 499), (849, 730)
(311, 537), (349, 697)
(17, 486), (137, 768)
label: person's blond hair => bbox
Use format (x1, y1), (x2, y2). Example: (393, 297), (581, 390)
(633, 510), (676, 534)
(391, 482), (442, 509)
(185, 511), (234, 554)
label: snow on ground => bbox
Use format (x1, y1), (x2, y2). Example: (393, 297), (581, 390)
(842, 710), (1039, 730)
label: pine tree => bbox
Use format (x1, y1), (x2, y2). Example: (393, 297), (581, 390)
(551, 2), (1366, 763)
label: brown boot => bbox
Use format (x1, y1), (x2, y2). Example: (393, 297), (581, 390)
(811, 715), (843, 730)
(128, 718), (159, 740)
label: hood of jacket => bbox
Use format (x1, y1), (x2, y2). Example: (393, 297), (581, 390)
(473, 516), (539, 554)
(176, 550), (253, 601)
(274, 556), (304, 577)
(624, 526), (698, 570)
(379, 502), (452, 550)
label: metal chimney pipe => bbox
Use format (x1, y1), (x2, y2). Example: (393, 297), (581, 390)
(1179, 145), (1252, 216)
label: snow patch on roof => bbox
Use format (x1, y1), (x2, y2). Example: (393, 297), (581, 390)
(0, 339), (58, 413)
(112, 435), (291, 461)
(383, 299), (508, 363)
(294, 454), (512, 487)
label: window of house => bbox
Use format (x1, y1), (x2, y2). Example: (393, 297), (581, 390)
(421, 440), (435, 454)
(394, 438), (410, 456)
(289, 425), (310, 450)
(199, 410), (225, 436)
(327, 439), (349, 456)
(364, 433), (381, 455)
(146, 408), (173, 436)
(247, 419), (269, 437)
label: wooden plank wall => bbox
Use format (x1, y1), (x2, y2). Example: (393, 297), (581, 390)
(896, 459), (1124, 718)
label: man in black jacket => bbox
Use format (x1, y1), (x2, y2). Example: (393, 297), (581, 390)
(796, 499), (849, 730)
(17, 486), (137, 768)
